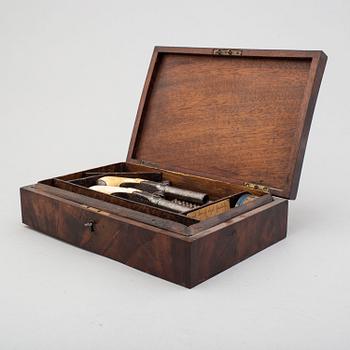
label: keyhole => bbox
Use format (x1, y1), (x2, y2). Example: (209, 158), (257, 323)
(84, 220), (95, 232)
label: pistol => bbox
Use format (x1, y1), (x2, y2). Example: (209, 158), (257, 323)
(96, 176), (209, 205)
(89, 185), (190, 214)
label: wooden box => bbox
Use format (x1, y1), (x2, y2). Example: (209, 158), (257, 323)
(20, 47), (327, 288)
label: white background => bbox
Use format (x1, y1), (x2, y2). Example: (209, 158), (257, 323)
(1, 0), (349, 349)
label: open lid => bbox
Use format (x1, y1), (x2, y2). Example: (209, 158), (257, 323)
(127, 47), (327, 199)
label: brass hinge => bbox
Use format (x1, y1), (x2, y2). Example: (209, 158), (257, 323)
(244, 182), (270, 193)
(139, 160), (160, 168)
(213, 48), (242, 56)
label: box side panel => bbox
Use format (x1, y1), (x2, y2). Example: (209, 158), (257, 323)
(190, 199), (288, 287)
(20, 186), (190, 287)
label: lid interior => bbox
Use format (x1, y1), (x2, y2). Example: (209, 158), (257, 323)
(128, 47), (326, 199)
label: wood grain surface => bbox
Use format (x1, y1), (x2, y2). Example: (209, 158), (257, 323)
(128, 47), (327, 199)
(21, 185), (287, 288)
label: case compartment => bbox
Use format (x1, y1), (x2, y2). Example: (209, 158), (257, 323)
(38, 162), (272, 235)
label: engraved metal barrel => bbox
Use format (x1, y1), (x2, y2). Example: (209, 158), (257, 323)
(137, 181), (209, 205)
(132, 191), (189, 214)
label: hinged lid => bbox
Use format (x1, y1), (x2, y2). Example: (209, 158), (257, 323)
(127, 47), (327, 199)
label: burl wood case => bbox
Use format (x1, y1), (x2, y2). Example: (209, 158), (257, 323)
(20, 47), (327, 288)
